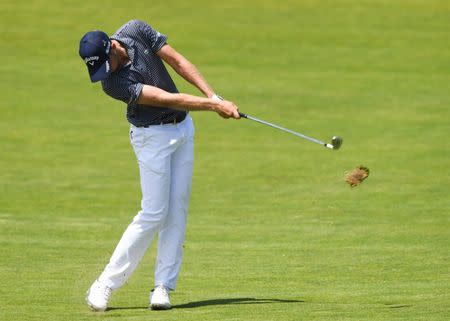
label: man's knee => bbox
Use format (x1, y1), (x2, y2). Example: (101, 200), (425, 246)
(133, 207), (168, 228)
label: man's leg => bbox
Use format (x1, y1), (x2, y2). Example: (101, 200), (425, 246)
(98, 126), (174, 290)
(154, 117), (195, 290)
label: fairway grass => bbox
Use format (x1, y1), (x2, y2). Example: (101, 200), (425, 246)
(1, 1), (449, 320)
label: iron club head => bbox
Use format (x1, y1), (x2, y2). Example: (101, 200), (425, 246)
(331, 136), (343, 150)
(325, 136), (343, 150)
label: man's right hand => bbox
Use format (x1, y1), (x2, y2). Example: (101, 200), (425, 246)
(215, 100), (240, 119)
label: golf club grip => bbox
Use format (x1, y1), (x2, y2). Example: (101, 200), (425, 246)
(239, 112), (248, 118)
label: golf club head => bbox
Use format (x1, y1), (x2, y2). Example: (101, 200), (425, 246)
(331, 136), (343, 150)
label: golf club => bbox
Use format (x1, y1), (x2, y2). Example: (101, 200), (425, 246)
(239, 112), (343, 150)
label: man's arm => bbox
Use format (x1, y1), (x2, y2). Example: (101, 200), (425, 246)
(157, 44), (214, 98)
(137, 85), (240, 119)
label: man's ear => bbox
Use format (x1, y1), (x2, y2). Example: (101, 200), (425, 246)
(110, 40), (117, 51)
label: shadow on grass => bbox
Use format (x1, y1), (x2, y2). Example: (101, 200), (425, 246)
(107, 306), (148, 311)
(107, 297), (304, 311)
(174, 297), (304, 309)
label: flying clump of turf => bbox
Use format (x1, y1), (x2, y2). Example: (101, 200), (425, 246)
(345, 166), (370, 187)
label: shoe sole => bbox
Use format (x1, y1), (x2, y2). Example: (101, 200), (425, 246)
(150, 304), (172, 310)
(87, 301), (107, 312)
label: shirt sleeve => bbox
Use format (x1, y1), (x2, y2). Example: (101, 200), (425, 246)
(102, 78), (144, 106)
(136, 20), (168, 53)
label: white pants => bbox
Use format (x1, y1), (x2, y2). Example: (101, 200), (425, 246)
(98, 116), (195, 290)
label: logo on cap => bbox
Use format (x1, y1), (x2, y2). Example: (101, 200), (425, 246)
(84, 56), (99, 66)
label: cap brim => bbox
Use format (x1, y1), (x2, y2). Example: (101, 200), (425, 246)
(89, 59), (111, 82)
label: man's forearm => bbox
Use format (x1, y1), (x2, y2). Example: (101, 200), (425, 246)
(173, 59), (214, 98)
(157, 45), (214, 98)
(137, 85), (219, 112)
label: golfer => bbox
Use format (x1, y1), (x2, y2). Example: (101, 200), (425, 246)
(79, 19), (240, 312)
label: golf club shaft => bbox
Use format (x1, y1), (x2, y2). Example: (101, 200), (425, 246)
(239, 112), (328, 147)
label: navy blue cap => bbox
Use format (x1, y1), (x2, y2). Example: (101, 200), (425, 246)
(79, 31), (112, 82)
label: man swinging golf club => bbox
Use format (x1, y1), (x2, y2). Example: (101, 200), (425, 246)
(79, 19), (240, 312)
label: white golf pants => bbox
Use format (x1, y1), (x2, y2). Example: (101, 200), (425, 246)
(98, 116), (194, 290)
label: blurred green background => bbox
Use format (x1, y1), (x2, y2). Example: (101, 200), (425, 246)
(0, 0), (449, 320)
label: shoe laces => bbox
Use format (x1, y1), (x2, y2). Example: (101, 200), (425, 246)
(99, 283), (112, 300)
(155, 285), (169, 297)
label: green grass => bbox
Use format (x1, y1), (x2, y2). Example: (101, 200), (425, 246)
(1, 0), (449, 320)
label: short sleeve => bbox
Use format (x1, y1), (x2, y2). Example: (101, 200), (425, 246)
(102, 78), (144, 106)
(136, 20), (168, 52)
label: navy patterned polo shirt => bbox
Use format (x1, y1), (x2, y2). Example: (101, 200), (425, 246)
(101, 20), (187, 126)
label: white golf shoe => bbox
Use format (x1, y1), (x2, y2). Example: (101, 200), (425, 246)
(150, 285), (171, 310)
(86, 279), (112, 312)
